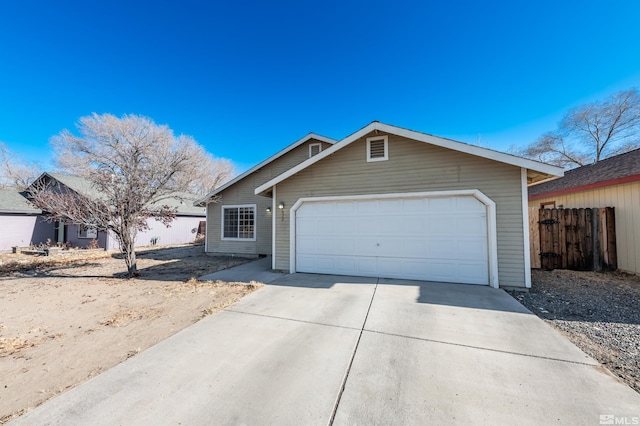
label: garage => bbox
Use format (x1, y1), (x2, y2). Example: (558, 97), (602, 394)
(294, 195), (489, 285)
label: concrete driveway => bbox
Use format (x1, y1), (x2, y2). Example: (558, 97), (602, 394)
(12, 271), (640, 425)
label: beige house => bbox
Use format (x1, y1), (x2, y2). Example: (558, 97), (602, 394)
(196, 133), (336, 256)
(199, 122), (563, 289)
(529, 149), (640, 274)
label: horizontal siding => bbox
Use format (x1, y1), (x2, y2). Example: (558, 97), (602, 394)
(206, 139), (332, 255)
(529, 181), (640, 274)
(275, 132), (526, 287)
(0, 215), (55, 251)
(135, 216), (204, 247)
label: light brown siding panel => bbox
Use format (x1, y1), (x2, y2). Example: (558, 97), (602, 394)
(275, 133), (527, 287)
(206, 139), (331, 256)
(528, 180), (640, 274)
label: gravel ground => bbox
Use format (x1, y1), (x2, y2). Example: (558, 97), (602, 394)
(507, 269), (640, 394)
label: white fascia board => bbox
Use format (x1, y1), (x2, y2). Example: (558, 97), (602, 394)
(255, 122), (564, 195)
(373, 123), (564, 177)
(194, 132), (336, 207)
(521, 168), (532, 288)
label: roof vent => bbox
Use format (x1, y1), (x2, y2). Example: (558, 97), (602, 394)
(366, 135), (388, 162)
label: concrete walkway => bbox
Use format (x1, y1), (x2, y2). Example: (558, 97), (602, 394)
(199, 256), (284, 284)
(11, 267), (640, 425)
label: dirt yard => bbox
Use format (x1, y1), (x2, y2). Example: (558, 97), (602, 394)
(0, 246), (260, 423)
(508, 269), (640, 394)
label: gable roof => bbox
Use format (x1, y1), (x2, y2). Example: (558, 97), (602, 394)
(194, 132), (336, 206)
(0, 189), (41, 214)
(529, 148), (640, 199)
(31, 173), (205, 216)
(255, 121), (564, 196)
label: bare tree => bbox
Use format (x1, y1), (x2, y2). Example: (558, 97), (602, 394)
(516, 88), (640, 168)
(29, 113), (211, 277)
(512, 132), (590, 169)
(0, 142), (42, 190)
(188, 153), (234, 196)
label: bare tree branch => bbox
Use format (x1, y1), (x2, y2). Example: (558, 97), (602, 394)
(30, 113), (213, 277)
(0, 142), (42, 190)
(517, 88), (640, 168)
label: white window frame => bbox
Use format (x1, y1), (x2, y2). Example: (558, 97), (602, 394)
(366, 135), (389, 162)
(309, 143), (322, 158)
(221, 204), (257, 241)
(78, 225), (98, 239)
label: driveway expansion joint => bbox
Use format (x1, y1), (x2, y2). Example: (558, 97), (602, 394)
(363, 329), (598, 367)
(328, 278), (380, 426)
(224, 309), (361, 331)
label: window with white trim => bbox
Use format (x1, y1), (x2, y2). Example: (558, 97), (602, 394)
(78, 225), (98, 239)
(222, 205), (256, 240)
(309, 143), (322, 157)
(366, 135), (388, 162)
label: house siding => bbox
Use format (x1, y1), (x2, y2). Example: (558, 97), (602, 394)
(0, 214), (55, 251)
(274, 132), (527, 287)
(206, 139), (333, 256)
(104, 215), (204, 250)
(529, 181), (640, 274)
(64, 223), (109, 249)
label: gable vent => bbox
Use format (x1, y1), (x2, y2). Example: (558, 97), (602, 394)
(309, 143), (322, 158)
(366, 135), (389, 162)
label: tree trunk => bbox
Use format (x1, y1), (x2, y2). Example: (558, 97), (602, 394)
(116, 227), (138, 277)
(123, 244), (138, 277)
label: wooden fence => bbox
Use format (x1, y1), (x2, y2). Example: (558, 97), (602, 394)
(529, 207), (617, 271)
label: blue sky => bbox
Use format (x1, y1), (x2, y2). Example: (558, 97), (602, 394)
(1, 1), (640, 173)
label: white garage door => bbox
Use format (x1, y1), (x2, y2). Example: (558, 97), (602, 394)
(295, 196), (489, 285)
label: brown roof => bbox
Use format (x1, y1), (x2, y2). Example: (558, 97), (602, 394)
(528, 148), (640, 197)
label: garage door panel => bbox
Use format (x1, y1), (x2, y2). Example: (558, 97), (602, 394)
(355, 217), (378, 234)
(401, 218), (427, 234)
(426, 260), (459, 282)
(456, 216), (487, 235)
(457, 240), (488, 260)
(457, 263), (489, 284)
(295, 196), (489, 285)
(402, 198), (425, 212)
(427, 216), (456, 235)
(455, 196), (485, 211)
(427, 197), (455, 211)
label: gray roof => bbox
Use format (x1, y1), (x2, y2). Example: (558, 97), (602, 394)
(0, 189), (41, 214)
(47, 173), (103, 200)
(34, 173), (205, 217)
(529, 148), (640, 197)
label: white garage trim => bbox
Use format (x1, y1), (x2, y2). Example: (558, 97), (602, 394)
(272, 185), (277, 270)
(289, 190), (499, 288)
(521, 168), (532, 288)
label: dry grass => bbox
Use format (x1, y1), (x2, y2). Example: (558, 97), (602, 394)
(100, 307), (164, 327)
(0, 337), (32, 357)
(198, 280), (263, 317)
(0, 250), (113, 274)
(0, 246), (260, 423)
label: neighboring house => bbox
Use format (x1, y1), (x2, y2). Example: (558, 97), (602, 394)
(28, 173), (206, 250)
(528, 148), (640, 274)
(0, 189), (54, 251)
(198, 121), (563, 289)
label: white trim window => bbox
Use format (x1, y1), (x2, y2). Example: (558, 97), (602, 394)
(366, 135), (388, 162)
(309, 143), (322, 158)
(78, 225), (98, 239)
(222, 204), (256, 241)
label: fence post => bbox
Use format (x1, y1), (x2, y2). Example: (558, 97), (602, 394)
(592, 208), (601, 272)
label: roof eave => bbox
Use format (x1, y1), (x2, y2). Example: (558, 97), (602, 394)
(256, 121), (565, 195)
(196, 132), (337, 205)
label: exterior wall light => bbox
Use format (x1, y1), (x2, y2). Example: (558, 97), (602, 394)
(278, 202), (285, 209)
(266, 207), (271, 213)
